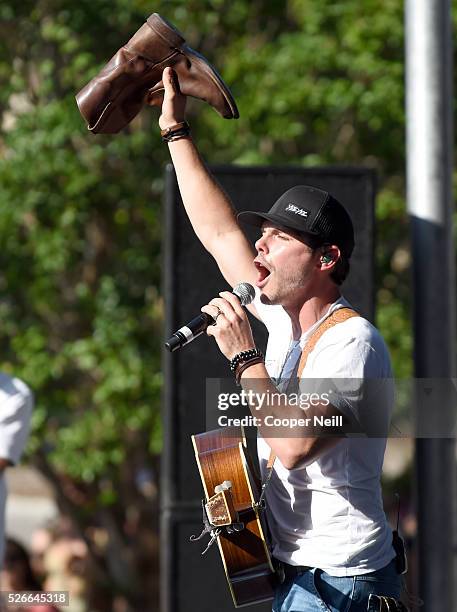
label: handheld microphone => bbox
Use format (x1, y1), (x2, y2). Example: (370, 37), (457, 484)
(165, 282), (255, 352)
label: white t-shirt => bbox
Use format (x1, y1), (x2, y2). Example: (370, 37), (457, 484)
(0, 373), (33, 566)
(255, 294), (396, 576)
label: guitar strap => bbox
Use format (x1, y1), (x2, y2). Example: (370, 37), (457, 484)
(266, 307), (359, 470)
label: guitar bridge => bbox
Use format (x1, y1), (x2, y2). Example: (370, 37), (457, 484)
(190, 480), (246, 555)
(206, 480), (239, 527)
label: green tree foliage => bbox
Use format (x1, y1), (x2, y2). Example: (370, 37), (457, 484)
(1, 0), (454, 608)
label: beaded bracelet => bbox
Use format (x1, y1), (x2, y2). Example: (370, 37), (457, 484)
(229, 348), (263, 373)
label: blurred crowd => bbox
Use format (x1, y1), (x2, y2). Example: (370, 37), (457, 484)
(0, 515), (130, 612)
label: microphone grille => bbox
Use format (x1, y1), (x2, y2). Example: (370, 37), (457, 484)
(233, 282), (256, 306)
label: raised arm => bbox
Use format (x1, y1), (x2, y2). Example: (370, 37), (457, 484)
(159, 68), (259, 309)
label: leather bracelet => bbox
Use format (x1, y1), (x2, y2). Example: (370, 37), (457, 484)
(235, 356), (264, 385)
(230, 348), (262, 373)
(164, 128), (190, 142)
(161, 121), (190, 142)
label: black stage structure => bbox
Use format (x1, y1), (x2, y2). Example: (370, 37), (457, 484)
(161, 165), (376, 612)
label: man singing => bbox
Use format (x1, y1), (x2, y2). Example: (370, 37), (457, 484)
(159, 66), (403, 611)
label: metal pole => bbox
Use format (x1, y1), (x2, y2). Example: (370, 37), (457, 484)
(405, 1), (456, 610)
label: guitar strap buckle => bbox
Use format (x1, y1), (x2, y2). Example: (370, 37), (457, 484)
(253, 497), (267, 512)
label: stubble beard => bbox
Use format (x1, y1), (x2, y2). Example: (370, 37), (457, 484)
(259, 266), (311, 307)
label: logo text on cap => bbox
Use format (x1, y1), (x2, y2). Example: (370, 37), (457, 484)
(285, 203), (309, 218)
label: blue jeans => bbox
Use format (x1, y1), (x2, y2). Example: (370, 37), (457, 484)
(273, 559), (402, 612)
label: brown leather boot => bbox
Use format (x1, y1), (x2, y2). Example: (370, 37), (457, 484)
(76, 13), (239, 134)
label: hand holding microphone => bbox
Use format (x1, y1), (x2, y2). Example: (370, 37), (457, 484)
(165, 282), (255, 352)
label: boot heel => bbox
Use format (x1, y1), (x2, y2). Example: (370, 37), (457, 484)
(125, 22), (171, 62)
(146, 13), (185, 49)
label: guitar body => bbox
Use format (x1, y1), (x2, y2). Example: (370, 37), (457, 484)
(192, 427), (277, 608)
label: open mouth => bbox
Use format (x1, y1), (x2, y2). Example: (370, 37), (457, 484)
(254, 260), (271, 287)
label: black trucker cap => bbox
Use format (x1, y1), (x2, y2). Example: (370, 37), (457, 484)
(238, 185), (355, 257)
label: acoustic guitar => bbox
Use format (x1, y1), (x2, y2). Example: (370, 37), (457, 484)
(191, 426), (277, 608)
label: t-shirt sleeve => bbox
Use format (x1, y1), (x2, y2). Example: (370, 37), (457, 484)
(0, 379), (34, 464)
(299, 324), (394, 435)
